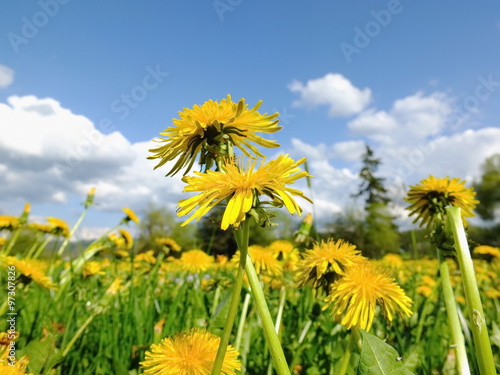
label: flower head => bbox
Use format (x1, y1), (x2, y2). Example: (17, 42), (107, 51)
(149, 95), (281, 176)
(122, 208), (140, 224)
(232, 245), (283, 277)
(0, 349), (32, 375)
(1, 256), (57, 289)
(0, 216), (20, 231)
(294, 239), (365, 293)
(46, 217), (70, 237)
(178, 155), (312, 230)
(179, 250), (214, 273)
(323, 262), (413, 331)
(473, 245), (500, 259)
(140, 328), (240, 375)
(405, 176), (478, 228)
(156, 237), (182, 252)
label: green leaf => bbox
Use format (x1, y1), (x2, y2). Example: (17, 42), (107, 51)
(358, 330), (414, 375)
(19, 337), (63, 375)
(490, 321), (500, 348)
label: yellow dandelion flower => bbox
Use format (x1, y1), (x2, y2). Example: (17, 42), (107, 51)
(108, 233), (126, 248)
(135, 250), (156, 264)
(118, 229), (134, 250)
(268, 240), (300, 268)
(156, 237), (182, 252)
(294, 239), (365, 293)
(122, 208), (140, 223)
(323, 262), (413, 331)
(178, 154), (312, 230)
(416, 285), (433, 298)
(485, 289), (500, 299)
(82, 261), (106, 277)
(105, 278), (124, 296)
(140, 328), (240, 375)
(405, 176), (478, 228)
(232, 245), (283, 277)
(180, 250), (214, 273)
(149, 95), (281, 176)
(380, 253), (404, 269)
(46, 217), (70, 237)
(1, 256), (57, 289)
(0, 216), (20, 231)
(0, 349), (33, 375)
(473, 245), (500, 259)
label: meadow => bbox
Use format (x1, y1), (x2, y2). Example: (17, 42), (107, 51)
(1, 96), (499, 375)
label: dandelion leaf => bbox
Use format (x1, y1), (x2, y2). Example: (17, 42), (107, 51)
(358, 330), (414, 375)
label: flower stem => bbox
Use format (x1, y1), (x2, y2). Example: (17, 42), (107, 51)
(211, 221), (249, 375)
(235, 292), (252, 351)
(338, 332), (355, 375)
(245, 253), (291, 375)
(57, 206), (89, 257)
(446, 207), (496, 375)
(436, 249), (471, 375)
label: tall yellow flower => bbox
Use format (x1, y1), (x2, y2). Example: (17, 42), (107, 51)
(178, 155), (312, 230)
(156, 237), (182, 252)
(405, 176), (478, 228)
(1, 256), (57, 290)
(323, 262), (413, 331)
(0, 216), (20, 231)
(122, 208), (140, 224)
(232, 245), (283, 277)
(180, 249), (214, 273)
(149, 95), (281, 176)
(294, 239), (365, 293)
(140, 328), (240, 375)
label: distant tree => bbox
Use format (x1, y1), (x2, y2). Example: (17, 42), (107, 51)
(136, 202), (197, 253)
(474, 153), (500, 221)
(351, 144), (400, 257)
(352, 145), (390, 206)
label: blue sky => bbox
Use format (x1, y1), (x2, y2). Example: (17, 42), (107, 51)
(1, 1), (500, 238)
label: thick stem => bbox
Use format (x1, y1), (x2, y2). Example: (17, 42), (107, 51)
(446, 207), (496, 375)
(338, 332), (355, 375)
(211, 221), (249, 375)
(245, 254), (291, 375)
(437, 251), (471, 375)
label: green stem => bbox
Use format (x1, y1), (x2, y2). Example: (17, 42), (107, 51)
(245, 254), (291, 375)
(235, 292), (252, 351)
(62, 312), (97, 357)
(30, 236), (52, 260)
(446, 207), (496, 375)
(211, 221), (249, 375)
(57, 207), (89, 257)
(338, 332), (355, 375)
(3, 227), (22, 256)
(437, 250), (471, 375)
(274, 286), (287, 334)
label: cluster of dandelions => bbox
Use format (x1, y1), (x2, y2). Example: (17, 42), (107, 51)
(145, 95), (313, 374)
(294, 239), (413, 331)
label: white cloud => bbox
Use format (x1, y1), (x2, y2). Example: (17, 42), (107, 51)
(348, 92), (452, 145)
(0, 95), (185, 219)
(0, 65), (14, 88)
(288, 73), (372, 117)
(331, 140), (366, 162)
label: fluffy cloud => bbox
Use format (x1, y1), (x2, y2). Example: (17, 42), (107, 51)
(0, 95), (185, 219)
(288, 73), (372, 117)
(348, 92), (452, 145)
(0, 65), (14, 88)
